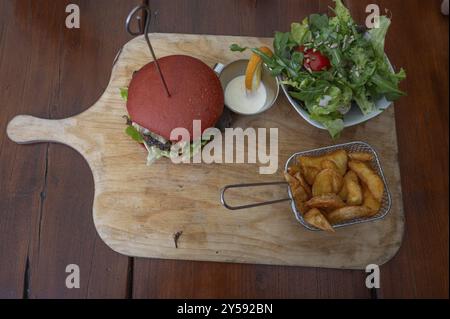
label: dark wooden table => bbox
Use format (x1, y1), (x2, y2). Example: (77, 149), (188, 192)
(0, 0), (448, 299)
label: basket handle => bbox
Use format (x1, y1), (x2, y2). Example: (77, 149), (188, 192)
(220, 181), (291, 210)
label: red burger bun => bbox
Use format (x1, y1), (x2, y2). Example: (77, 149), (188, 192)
(126, 55), (224, 141)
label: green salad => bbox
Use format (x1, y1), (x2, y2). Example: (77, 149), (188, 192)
(231, 0), (406, 138)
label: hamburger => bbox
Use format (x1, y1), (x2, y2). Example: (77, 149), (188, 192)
(121, 55), (224, 164)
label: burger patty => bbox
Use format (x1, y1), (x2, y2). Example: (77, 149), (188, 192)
(142, 134), (172, 152)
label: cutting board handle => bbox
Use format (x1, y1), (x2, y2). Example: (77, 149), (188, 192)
(7, 115), (76, 145)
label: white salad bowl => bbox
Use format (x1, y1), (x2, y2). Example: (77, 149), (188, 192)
(279, 58), (396, 130)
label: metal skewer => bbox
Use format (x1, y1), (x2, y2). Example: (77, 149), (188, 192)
(126, 5), (171, 97)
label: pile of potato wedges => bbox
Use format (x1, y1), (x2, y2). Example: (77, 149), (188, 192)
(285, 149), (385, 232)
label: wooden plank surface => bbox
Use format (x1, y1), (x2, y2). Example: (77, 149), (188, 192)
(346, 0), (449, 299)
(0, 0), (137, 298)
(27, 0), (138, 299)
(0, 0), (448, 299)
(0, 0), (48, 298)
(133, 259), (371, 299)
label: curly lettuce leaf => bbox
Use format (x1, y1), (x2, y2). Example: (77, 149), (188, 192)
(288, 81), (348, 138)
(310, 113), (344, 139)
(120, 88), (128, 101)
(347, 46), (377, 87)
(329, 0), (354, 33)
(353, 87), (375, 115)
(125, 125), (144, 143)
(310, 86), (352, 115)
(230, 44), (248, 52)
(368, 16), (390, 59)
(288, 80), (328, 103)
(333, 0), (352, 22)
(370, 70), (406, 101)
(291, 18), (311, 45)
(366, 16), (406, 101)
(273, 31), (296, 59)
(309, 14), (329, 32)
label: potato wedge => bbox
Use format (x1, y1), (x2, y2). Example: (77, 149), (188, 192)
(294, 172), (312, 197)
(312, 168), (343, 197)
(362, 184), (382, 213)
(286, 171), (312, 210)
(306, 194), (346, 210)
(340, 171), (363, 205)
(349, 152), (373, 162)
(293, 184), (310, 202)
(326, 149), (348, 176)
(287, 164), (301, 176)
(295, 199), (308, 214)
(299, 150), (348, 181)
(301, 166), (320, 186)
(304, 208), (334, 232)
(299, 156), (323, 172)
(300, 150), (348, 175)
(284, 172), (300, 191)
(348, 160), (384, 202)
(327, 206), (376, 225)
(321, 159), (339, 171)
(338, 182), (348, 200)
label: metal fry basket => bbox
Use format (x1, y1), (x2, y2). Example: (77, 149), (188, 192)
(220, 141), (392, 231)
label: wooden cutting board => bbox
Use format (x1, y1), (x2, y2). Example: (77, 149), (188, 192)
(6, 33), (404, 269)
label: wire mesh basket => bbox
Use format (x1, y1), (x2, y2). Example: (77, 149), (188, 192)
(221, 141), (392, 231)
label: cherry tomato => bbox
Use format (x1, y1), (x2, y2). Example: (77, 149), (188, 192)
(296, 46), (331, 72)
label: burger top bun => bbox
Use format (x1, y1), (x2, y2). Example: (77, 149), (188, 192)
(126, 55), (224, 141)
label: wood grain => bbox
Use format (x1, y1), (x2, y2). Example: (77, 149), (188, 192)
(26, 0), (138, 299)
(132, 259), (371, 299)
(346, 0), (449, 298)
(7, 33), (404, 269)
(0, 0), (55, 298)
(0, 0), (136, 299)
